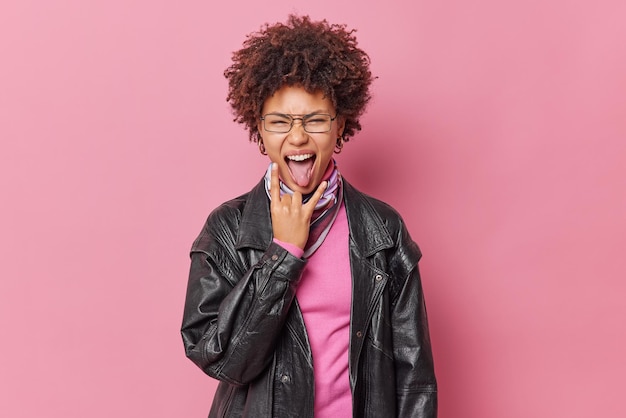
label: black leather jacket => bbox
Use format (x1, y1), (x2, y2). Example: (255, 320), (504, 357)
(181, 178), (437, 417)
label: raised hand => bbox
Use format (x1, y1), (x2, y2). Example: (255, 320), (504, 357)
(269, 163), (327, 250)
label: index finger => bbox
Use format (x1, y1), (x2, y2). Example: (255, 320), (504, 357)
(269, 162), (281, 202)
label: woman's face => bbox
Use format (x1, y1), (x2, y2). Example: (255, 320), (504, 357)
(258, 85), (344, 195)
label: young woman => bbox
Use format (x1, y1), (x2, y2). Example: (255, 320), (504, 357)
(181, 15), (437, 418)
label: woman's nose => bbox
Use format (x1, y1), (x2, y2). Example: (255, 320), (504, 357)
(287, 120), (308, 145)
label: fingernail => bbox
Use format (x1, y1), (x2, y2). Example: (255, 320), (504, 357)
(272, 162), (277, 170)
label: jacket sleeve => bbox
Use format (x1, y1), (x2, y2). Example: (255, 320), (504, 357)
(391, 225), (438, 417)
(180, 214), (306, 386)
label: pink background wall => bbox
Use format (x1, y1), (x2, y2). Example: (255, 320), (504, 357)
(1, 1), (624, 417)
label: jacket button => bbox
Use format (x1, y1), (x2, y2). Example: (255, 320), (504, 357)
(281, 374), (290, 383)
(356, 331), (363, 338)
(375, 274), (383, 281)
(271, 254), (278, 261)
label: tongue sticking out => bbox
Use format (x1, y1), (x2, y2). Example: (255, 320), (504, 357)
(287, 158), (315, 187)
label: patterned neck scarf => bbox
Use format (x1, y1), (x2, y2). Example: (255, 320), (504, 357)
(264, 160), (343, 257)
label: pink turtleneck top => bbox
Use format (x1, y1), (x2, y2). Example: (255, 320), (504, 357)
(274, 202), (352, 417)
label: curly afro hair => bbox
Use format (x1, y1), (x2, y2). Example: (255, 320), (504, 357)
(224, 14), (375, 143)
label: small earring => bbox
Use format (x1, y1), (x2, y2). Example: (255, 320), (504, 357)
(334, 136), (344, 154)
(258, 139), (267, 155)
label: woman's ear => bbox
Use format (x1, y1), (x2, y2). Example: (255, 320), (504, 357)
(257, 121), (264, 141)
(337, 116), (346, 137)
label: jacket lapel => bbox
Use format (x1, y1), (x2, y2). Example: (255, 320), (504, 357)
(343, 180), (394, 256)
(235, 178), (273, 251)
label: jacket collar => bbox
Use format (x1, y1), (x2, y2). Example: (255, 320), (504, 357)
(235, 177), (394, 257)
(235, 178), (273, 251)
(342, 180), (394, 257)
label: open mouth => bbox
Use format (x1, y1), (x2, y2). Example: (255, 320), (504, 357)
(285, 153), (316, 187)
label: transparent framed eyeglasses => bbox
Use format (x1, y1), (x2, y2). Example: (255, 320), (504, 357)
(260, 113), (337, 133)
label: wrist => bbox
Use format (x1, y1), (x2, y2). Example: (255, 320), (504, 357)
(273, 238), (305, 258)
